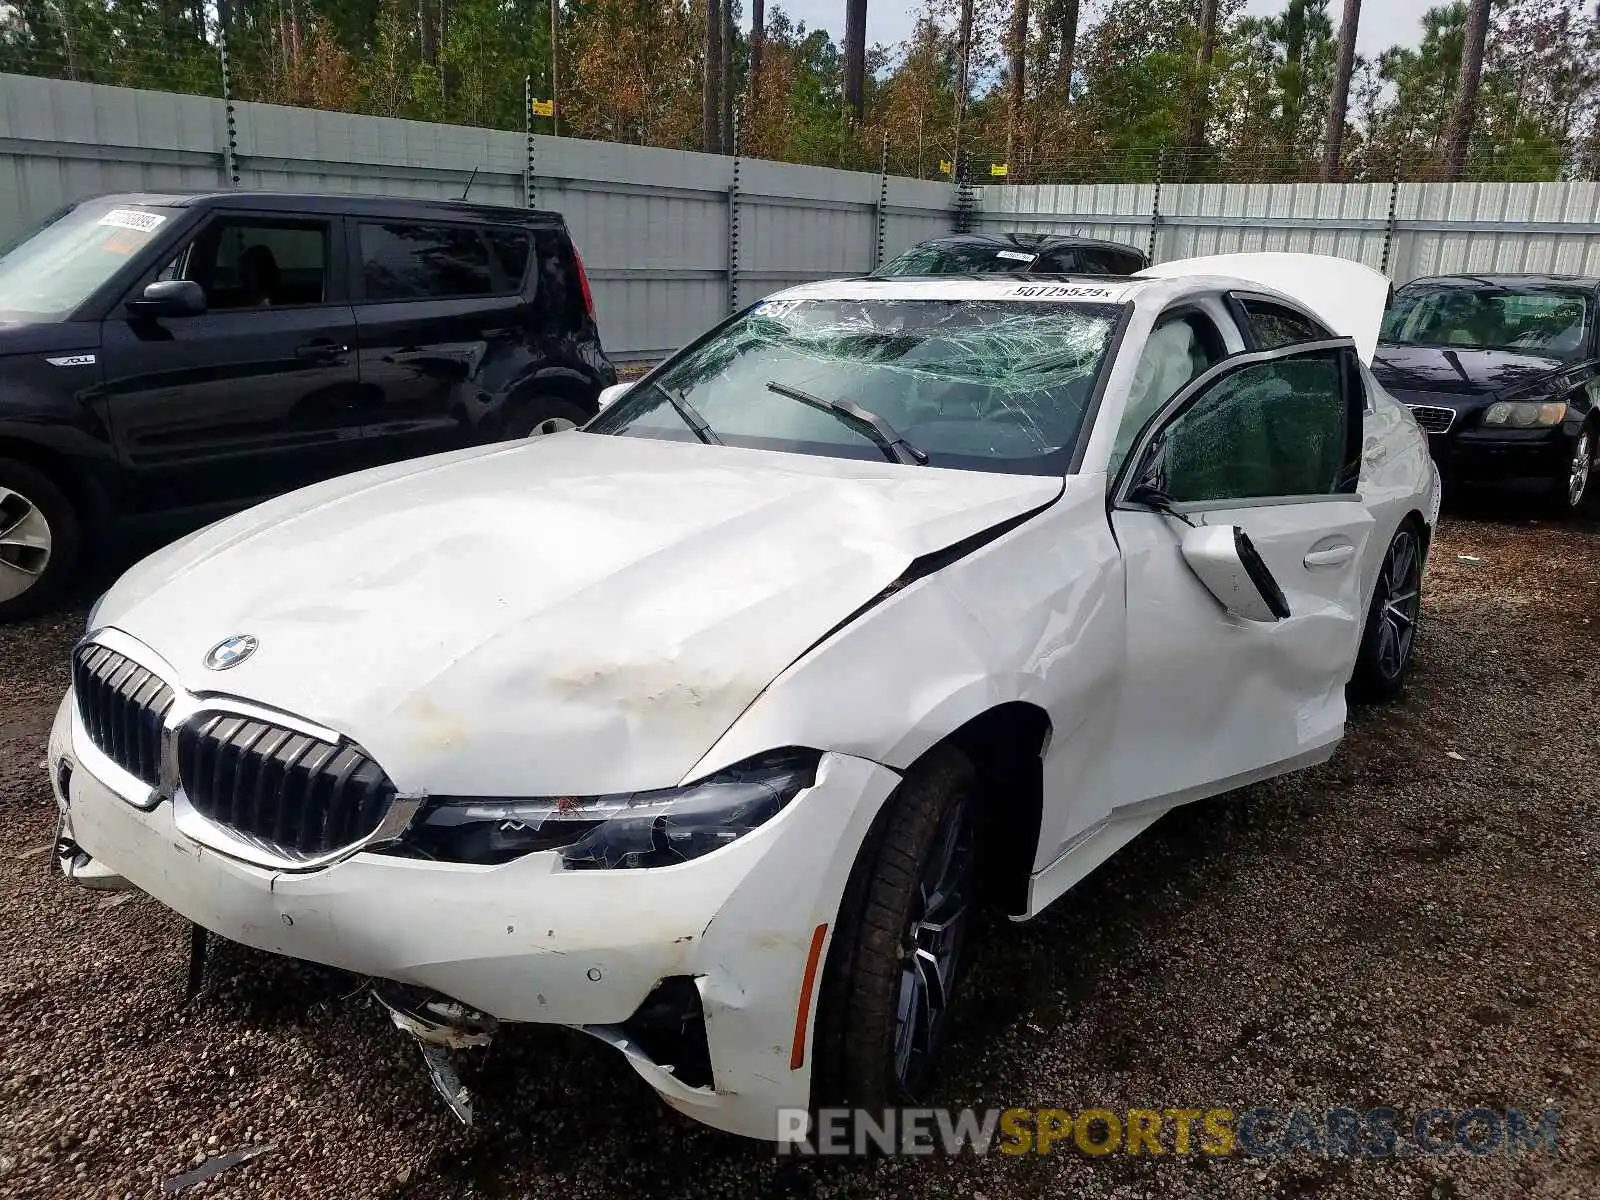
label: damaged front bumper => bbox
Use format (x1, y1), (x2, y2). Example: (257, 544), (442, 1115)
(48, 694), (898, 1140)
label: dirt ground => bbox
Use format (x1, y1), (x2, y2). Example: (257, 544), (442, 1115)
(1, 491), (1596, 1199)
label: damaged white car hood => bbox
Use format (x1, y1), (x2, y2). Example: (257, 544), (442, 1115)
(94, 433), (1061, 795)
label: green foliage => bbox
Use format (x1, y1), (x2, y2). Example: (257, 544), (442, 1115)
(0, 0), (1596, 179)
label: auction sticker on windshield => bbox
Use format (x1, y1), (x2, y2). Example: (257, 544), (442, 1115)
(1006, 283), (1124, 300)
(96, 208), (167, 233)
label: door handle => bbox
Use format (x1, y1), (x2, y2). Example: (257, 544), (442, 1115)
(295, 340), (350, 359)
(1303, 542), (1356, 569)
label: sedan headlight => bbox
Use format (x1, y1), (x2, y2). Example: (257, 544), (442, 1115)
(392, 748), (820, 867)
(1483, 400), (1568, 428)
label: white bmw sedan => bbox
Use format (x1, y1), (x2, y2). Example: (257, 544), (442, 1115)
(49, 254), (1438, 1141)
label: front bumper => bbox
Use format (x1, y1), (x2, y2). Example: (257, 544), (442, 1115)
(48, 693), (899, 1139)
(1428, 425), (1573, 482)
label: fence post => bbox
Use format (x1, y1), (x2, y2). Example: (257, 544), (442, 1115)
(1147, 147), (1165, 263)
(873, 129), (889, 271)
(217, 0), (239, 187)
(524, 74), (536, 208)
(953, 153), (976, 234)
(727, 108), (742, 313)
(1380, 156), (1401, 277)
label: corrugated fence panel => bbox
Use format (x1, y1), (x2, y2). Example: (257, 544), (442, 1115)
(0, 74), (224, 244)
(738, 158), (881, 302)
(538, 138), (735, 360)
(882, 177), (955, 262)
(983, 183), (1154, 254)
(1395, 181), (1600, 283)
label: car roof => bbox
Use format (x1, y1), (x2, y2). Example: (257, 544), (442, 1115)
(78, 191), (567, 226)
(766, 274), (1153, 303)
(1402, 273), (1600, 292)
(910, 232), (1145, 256)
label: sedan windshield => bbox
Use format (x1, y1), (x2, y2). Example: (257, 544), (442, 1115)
(590, 297), (1123, 475)
(1380, 283), (1592, 358)
(875, 243), (1040, 276)
(0, 200), (176, 322)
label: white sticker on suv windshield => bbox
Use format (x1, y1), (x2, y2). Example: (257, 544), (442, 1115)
(995, 250), (1038, 262)
(97, 208), (166, 233)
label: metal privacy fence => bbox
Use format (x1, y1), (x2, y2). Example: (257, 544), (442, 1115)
(0, 73), (953, 360)
(977, 181), (1600, 286)
(9, 72), (1600, 360)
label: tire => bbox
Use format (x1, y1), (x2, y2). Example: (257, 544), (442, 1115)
(811, 746), (980, 1110)
(1348, 517), (1425, 704)
(1547, 423), (1596, 517)
(501, 395), (591, 439)
(0, 456), (82, 623)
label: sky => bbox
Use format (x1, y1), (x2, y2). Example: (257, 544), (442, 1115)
(776, 0), (1432, 60)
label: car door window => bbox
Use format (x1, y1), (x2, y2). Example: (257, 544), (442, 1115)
(163, 218), (332, 309)
(358, 222), (499, 301)
(1140, 347), (1354, 503)
(1239, 298), (1332, 349)
(1039, 249), (1080, 272)
(1109, 311), (1226, 477)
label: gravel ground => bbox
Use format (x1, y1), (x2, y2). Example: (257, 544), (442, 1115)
(1, 494), (1596, 1199)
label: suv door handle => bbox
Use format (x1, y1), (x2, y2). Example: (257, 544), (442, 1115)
(295, 340), (350, 359)
(1304, 542), (1356, 569)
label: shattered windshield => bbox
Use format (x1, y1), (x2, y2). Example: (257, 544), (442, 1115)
(590, 297), (1124, 475)
(1380, 284), (1592, 358)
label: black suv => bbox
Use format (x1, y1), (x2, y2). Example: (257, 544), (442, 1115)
(0, 191), (616, 619)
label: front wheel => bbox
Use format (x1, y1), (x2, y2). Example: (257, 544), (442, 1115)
(1348, 518), (1424, 704)
(1549, 424), (1595, 516)
(0, 457), (82, 623)
(811, 746), (980, 1109)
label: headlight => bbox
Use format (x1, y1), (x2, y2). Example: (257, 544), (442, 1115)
(391, 748), (820, 867)
(1483, 400), (1568, 428)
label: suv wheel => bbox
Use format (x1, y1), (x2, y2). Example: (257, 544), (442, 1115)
(0, 457), (82, 622)
(1348, 518), (1424, 704)
(811, 746), (979, 1109)
(503, 395), (590, 439)
(1551, 424), (1595, 515)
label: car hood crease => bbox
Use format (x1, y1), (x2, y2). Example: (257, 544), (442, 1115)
(96, 433), (1061, 795)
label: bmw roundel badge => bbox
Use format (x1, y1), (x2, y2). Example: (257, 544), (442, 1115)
(204, 634), (259, 671)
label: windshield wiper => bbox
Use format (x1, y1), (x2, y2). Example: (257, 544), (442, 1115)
(649, 380), (721, 446)
(763, 380), (929, 465)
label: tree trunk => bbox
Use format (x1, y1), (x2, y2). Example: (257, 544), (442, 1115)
(1320, 0), (1361, 180)
(419, 0), (437, 66)
(721, 0), (734, 148)
(549, 0), (562, 135)
(750, 0), (764, 98)
(703, 0), (722, 153)
(1006, 0), (1029, 180)
(844, 0), (868, 119)
(954, 0), (973, 171)
(1443, 0), (1492, 180)
(1058, 0), (1079, 106)
(1181, 0), (1218, 168)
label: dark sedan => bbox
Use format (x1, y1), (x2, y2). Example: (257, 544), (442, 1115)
(1372, 274), (1597, 514)
(874, 233), (1148, 278)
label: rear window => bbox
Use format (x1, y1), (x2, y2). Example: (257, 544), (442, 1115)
(359, 222), (500, 301)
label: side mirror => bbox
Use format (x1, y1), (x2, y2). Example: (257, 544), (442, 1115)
(1179, 524), (1291, 623)
(127, 280), (206, 318)
(597, 382), (631, 411)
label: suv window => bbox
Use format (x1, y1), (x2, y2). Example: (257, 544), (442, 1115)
(359, 222), (499, 301)
(1149, 349), (1351, 502)
(165, 218), (332, 309)
(1240, 298), (1331, 349)
(485, 229), (532, 287)
(1110, 311), (1226, 477)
